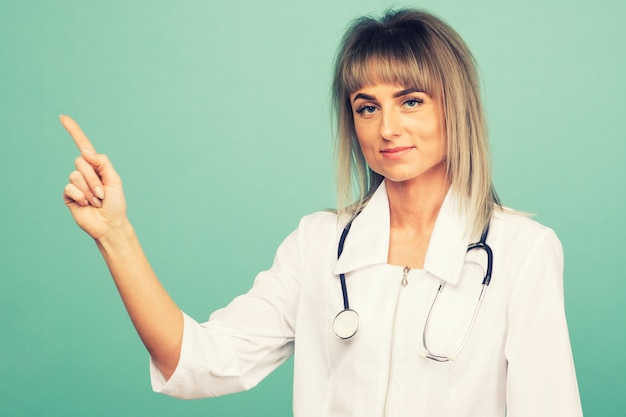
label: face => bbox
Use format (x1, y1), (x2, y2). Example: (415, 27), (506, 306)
(350, 83), (447, 186)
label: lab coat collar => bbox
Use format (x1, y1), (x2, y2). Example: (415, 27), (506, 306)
(333, 181), (471, 285)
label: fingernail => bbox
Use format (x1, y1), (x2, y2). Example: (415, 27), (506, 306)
(80, 147), (95, 155)
(94, 186), (104, 199)
(91, 197), (102, 208)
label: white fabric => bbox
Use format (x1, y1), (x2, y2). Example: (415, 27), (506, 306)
(150, 182), (583, 417)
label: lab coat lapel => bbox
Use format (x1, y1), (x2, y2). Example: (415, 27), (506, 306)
(334, 183), (390, 275)
(423, 190), (471, 285)
(333, 181), (471, 285)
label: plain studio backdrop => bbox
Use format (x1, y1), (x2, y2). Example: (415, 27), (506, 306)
(1, 0), (624, 416)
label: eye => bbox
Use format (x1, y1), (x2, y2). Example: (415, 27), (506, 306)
(403, 98), (423, 109)
(355, 105), (378, 116)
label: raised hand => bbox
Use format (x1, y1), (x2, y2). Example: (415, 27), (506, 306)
(60, 115), (183, 376)
(61, 115), (127, 240)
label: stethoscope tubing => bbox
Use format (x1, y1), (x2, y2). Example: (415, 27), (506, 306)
(334, 214), (494, 361)
(337, 219), (353, 311)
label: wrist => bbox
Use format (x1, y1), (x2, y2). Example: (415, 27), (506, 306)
(95, 218), (136, 251)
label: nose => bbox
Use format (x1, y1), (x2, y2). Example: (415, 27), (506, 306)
(379, 108), (401, 140)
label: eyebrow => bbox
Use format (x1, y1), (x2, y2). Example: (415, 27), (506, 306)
(352, 92), (375, 102)
(394, 87), (422, 97)
(352, 87), (423, 102)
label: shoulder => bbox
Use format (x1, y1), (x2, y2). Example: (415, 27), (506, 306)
(490, 209), (563, 260)
(294, 210), (345, 243)
(489, 210), (565, 306)
(298, 210), (341, 228)
(280, 210), (343, 267)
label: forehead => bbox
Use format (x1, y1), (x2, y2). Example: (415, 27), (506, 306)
(344, 56), (439, 98)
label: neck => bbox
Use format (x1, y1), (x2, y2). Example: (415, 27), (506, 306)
(384, 166), (450, 269)
(386, 168), (450, 232)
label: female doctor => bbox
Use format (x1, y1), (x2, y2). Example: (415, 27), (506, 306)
(61, 9), (583, 417)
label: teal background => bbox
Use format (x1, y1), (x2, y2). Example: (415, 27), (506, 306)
(1, 0), (624, 415)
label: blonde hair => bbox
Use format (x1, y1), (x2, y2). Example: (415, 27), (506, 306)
(332, 9), (500, 237)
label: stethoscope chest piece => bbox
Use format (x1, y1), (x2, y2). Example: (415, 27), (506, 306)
(333, 309), (359, 339)
(333, 214), (494, 358)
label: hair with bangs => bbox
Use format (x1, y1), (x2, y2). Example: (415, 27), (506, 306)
(332, 8), (500, 237)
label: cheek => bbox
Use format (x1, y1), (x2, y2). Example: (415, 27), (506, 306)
(437, 125), (448, 159)
(354, 130), (379, 168)
(420, 116), (446, 154)
(355, 135), (373, 163)
(431, 134), (447, 162)
(353, 120), (376, 148)
(353, 128), (366, 150)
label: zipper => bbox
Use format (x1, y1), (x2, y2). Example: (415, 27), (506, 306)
(384, 266), (411, 417)
(400, 265), (410, 286)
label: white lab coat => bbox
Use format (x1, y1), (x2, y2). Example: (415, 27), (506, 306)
(150, 182), (583, 417)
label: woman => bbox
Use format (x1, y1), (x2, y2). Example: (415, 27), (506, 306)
(61, 9), (583, 417)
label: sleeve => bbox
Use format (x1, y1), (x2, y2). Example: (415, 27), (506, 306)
(504, 228), (583, 416)
(150, 226), (303, 399)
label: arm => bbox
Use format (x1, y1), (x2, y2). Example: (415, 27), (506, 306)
(150, 215), (307, 398)
(60, 115), (182, 379)
(504, 228), (583, 416)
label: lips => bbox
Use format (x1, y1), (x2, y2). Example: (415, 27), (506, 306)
(380, 146), (414, 160)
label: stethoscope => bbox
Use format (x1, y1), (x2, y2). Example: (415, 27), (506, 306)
(332, 215), (493, 362)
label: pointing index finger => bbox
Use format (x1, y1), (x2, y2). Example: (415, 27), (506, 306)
(59, 115), (97, 154)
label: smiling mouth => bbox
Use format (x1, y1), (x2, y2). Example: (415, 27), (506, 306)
(381, 146), (414, 154)
(380, 146), (414, 160)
